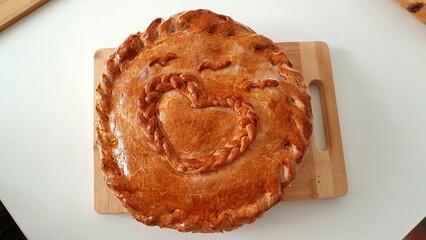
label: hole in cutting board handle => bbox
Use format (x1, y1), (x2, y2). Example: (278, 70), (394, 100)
(309, 81), (327, 150)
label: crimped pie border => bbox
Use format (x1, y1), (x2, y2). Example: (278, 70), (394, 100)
(95, 9), (312, 232)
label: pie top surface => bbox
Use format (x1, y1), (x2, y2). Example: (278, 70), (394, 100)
(96, 9), (312, 232)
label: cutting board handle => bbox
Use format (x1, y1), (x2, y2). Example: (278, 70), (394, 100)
(300, 42), (347, 197)
(308, 80), (327, 151)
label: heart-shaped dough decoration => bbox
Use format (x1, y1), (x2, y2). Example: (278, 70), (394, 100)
(96, 9), (313, 232)
(138, 72), (259, 174)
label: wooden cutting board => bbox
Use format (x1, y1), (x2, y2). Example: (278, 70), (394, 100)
(0, 0), (48, 32)
(93, 41), (348, 214)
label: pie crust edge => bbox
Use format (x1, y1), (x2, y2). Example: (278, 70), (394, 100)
(95, 9), (313, 232)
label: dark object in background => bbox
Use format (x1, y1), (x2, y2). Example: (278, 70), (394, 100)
(0, 200), (27, 240)
(403, 216), (426, 240)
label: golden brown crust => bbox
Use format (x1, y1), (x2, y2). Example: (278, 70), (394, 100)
(95, 9), (312, 232)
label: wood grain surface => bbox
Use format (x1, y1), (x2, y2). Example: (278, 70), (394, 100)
(0, 0), (48, 32)
(396, 0), (426, 24)
(93, 41), (348, 214)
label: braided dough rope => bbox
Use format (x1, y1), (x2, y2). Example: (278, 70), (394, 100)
(137, 73), (259, 174)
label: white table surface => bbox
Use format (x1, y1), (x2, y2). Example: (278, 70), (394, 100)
(1, 0), (425, 239)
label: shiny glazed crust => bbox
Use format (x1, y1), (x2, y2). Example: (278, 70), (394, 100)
(95, 9), (312, 232)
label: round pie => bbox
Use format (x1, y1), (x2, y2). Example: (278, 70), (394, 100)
(95, 9), (312, 232)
